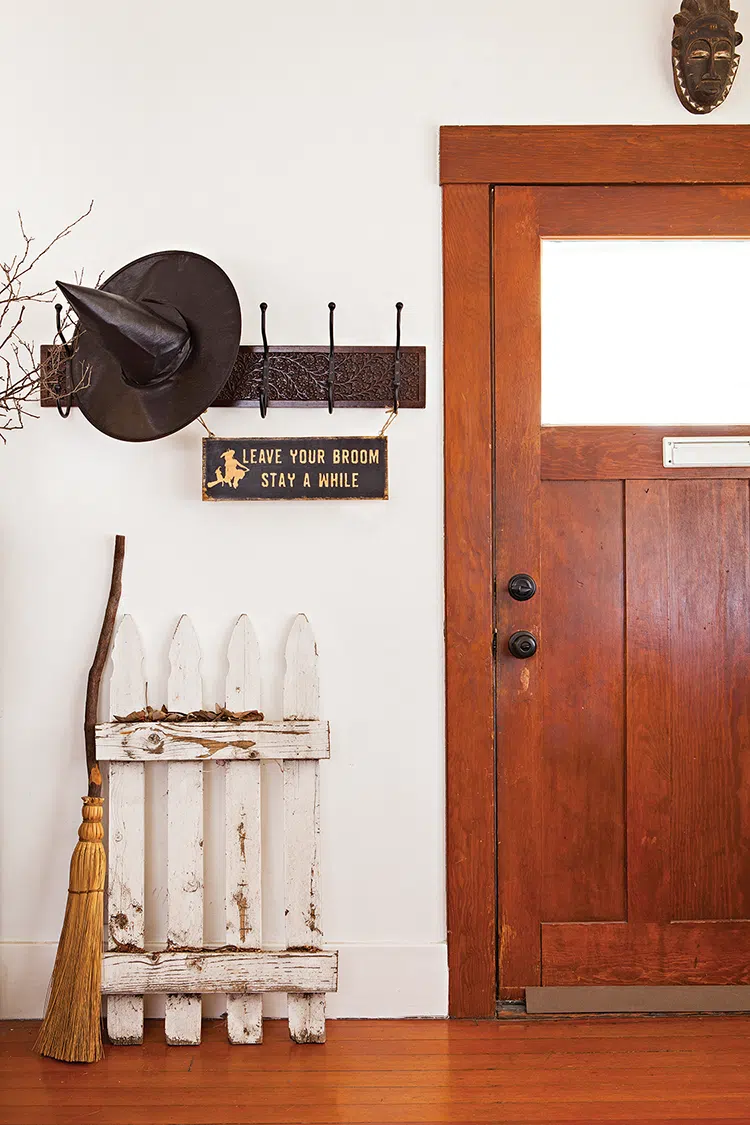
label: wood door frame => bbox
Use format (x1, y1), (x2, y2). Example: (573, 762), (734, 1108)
(442, 124), (750, 1019)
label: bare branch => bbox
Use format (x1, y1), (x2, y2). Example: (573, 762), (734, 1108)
(0, 204), (93, 436)
(0, 200), (93, 302)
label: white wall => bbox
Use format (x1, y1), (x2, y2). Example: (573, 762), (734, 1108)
(2, 0), (749, 1020)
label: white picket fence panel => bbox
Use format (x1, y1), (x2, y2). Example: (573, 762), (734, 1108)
(99, 613), (335, 1047)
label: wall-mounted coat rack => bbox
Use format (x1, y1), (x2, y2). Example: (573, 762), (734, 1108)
(41, 301), (426, 413)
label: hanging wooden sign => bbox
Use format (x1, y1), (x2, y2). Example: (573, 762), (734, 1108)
(202, 437), (388, 500)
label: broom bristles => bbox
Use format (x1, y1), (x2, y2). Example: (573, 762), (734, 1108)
(35, 797), (106, 1063)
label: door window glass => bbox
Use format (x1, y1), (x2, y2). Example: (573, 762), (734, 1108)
(542, 240), (750, 424)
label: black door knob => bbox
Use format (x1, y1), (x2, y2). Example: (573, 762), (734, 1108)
(508, 574), (537, 602)
(508, 630), (538, 659)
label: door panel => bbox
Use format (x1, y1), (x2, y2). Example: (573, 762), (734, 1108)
(668, 481), (750, 921)
(495, 184), (750, 999)
(625, 481), (671, 923)
(541, 482), (626, 924)
(541, 921), (750, 985)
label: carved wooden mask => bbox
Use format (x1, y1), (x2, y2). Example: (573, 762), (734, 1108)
(673, 0), (742, 113)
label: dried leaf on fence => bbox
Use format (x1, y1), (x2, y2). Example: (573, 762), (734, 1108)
(114, 704), (264, 723)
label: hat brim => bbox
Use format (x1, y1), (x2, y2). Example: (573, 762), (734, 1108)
(73, 250), (241, 442)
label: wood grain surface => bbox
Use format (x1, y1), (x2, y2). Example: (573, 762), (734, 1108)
(101, 952), (337, 994)
(440, 125), (750, 185)
(542, 922), (750, 986)
(443, 184), (495, 1018)
(224, 615), (264, 1045)
(625, 482), (672, 924)
(667, 482), (750, 921)
(165, 617), (204, 1047)
(540, 482), (626, 925)
(97, 720), (330, 760)
(536, 185), (750, 237)
(542, 427), (750, 481)
(494, 188), (543, 1000)
(5, 1017), (750, 1124)
(283, 614), (327, 1043)
(107, 615), (148, 1045)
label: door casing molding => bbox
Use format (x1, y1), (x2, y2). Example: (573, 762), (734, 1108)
(441, 125), (750, 1019)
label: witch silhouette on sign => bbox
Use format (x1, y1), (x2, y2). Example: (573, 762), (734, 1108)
(207, 449), (248, 490)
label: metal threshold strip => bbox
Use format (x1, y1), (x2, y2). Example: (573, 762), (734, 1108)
(527, 987), (750, 1014)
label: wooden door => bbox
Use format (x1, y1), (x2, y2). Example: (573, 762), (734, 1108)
(495, 185), (750, 1000)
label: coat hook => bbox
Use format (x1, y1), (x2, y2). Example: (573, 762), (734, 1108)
(392, 302), (403, 414)
(259, 302), (270, 419)
(53, 302), (74, 418)
(327, 302), (336, 414)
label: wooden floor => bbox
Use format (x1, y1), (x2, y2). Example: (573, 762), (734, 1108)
(3, 1016), (750, 1124)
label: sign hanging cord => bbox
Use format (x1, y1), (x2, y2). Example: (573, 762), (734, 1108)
(378, 409), (398, 438)
(198, 413), (217, 439)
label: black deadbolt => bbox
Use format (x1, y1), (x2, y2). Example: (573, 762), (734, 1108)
(508, 630), (538, 659)
(508, 574), (537, 602)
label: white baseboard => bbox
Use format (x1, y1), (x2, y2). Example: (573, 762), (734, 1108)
(0, 942), (448, 1020)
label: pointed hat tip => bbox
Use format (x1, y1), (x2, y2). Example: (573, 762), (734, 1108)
(57, 278), (93, 293)
(56, 280), (93, 308)
(56, 277), (193, 389)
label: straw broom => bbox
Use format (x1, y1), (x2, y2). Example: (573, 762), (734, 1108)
(35, 534), (126, 1063)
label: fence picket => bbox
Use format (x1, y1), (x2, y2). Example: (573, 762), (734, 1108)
(283, 614), (320, 721)
(225, 615), (263, 1044)
(165, 615), (204, 1046)
(283, 615), (326, 1042)
(107, 615), (146, 1045)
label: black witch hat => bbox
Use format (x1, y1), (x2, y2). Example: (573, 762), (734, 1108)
(57, 250), (241, 442)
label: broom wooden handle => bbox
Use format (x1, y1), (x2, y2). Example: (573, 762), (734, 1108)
(85, 535), (125, 798)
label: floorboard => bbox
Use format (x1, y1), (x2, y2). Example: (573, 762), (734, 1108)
(2, 1017), (750, 1124)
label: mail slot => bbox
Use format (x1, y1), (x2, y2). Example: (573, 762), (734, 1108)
(663, 437), (750, 468)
